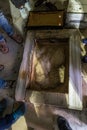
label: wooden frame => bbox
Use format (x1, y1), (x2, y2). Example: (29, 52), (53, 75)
(27, 11), (65, 30)
(15, 30), (82, 110)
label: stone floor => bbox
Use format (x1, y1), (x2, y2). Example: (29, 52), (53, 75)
(0, 0), (25, 80)
(0, 0), (27, 130)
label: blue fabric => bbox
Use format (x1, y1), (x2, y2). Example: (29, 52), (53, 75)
(0, 34), (4, 42)
(0, 114), (15, 130)
(12, 103), (25, 120)
(0, 99), (15, 130)
(0, 99), (7, 115)
(0, 79), (7, 89)
(0, 11), (14, 38)
(0, 101), (25, 130)
(82, 38), (87, 44)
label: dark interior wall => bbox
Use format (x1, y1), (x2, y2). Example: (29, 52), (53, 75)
(0, 0), (12, 20)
